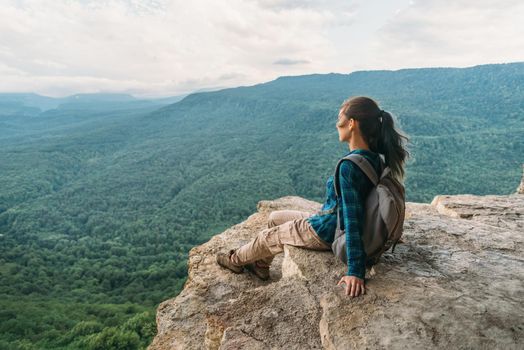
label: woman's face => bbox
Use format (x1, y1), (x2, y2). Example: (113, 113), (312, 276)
(336, 109), (352, 142)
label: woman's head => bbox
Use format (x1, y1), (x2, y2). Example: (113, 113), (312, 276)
(336, 96), (411, 182)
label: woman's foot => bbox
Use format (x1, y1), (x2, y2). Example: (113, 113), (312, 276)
(244, 261), (270, 281)
(216, 249), (244, 274)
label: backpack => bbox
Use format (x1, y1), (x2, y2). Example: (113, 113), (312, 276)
(331, 153), (406, 267)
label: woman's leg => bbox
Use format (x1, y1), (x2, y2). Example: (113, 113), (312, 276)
(229, 210), (331, 267)
(267, 210), (312, 228)
(257, 210), (314, 266)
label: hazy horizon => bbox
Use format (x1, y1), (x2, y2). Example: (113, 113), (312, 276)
(2, 60), (523, 99)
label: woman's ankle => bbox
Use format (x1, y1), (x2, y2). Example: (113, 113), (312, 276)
(255, 261), (270, 269)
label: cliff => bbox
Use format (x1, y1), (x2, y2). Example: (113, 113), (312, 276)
(148, 189), (523, 349)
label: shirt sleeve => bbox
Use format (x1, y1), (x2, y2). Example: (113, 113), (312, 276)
(338, 160), (367, 279)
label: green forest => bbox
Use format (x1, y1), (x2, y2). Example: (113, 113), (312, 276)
(0, 62), (523, 349)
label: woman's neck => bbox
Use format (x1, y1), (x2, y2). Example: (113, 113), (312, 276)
(348, 137), (370, 152)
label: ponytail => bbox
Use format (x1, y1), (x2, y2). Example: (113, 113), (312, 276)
(377, 110), (410, 182)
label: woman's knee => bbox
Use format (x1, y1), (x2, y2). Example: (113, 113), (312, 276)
(267, 211), (280, 228)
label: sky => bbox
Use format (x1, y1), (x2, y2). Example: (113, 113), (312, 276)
(0, 0), (523, 98)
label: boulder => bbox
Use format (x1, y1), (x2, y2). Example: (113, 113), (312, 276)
(148, 193), (524, 349)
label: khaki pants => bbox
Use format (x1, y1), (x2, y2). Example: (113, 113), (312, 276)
(230, 210), (332, 267)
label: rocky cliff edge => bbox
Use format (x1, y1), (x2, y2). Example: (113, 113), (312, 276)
(148, 191), (523, 349)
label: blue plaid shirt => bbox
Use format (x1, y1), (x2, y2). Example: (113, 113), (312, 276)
(306, 149), (382, 279)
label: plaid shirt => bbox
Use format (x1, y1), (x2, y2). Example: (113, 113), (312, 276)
(307, 149), (382, 279)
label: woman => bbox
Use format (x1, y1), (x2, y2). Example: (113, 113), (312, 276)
(216, 96), (410, 298)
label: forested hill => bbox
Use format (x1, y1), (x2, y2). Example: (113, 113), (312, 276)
(138, 61), (523, 203)
(1, 62), (523, 349)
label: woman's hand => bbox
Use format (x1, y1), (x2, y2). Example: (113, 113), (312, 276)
(337, 275), (365, 297)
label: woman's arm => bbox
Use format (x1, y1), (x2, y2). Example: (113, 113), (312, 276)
(337, 160), (367, 296)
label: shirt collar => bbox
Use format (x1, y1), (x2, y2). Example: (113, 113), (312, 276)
(344, 148), (376, 157)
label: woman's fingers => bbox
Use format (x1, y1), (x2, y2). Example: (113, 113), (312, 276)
(351, 282), (357, 297)
(337, 277), (366, 297)
(351, 282), (365, 297)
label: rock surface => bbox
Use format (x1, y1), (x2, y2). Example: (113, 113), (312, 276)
(148, 194), (524, 350)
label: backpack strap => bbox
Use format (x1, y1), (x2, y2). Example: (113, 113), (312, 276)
(332, 153), (383, 232)
(346, 154), (380, 186)
(333, 153), (383, 198)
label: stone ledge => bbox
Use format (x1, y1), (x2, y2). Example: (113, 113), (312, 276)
(149, 194), (524, 350)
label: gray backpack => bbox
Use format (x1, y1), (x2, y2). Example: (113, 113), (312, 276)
(331, 153), (406, 267)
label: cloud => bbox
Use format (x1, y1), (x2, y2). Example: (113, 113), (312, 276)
(0, 0), (521, 97)
(273, 58), (310, 65)
(0, 0), (352, 97)
(367, 0), (524, 70)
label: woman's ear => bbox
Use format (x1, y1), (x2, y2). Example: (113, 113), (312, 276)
(348, 118), (354, 131)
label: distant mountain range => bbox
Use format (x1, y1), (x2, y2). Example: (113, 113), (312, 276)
(0, 92), (186, 115)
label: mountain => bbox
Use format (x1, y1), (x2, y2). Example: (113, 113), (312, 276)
(0, 92), (140, 113)
(0, 93), (60, 115)
(0, 92), (184, 141)
(135, 61), (524, 203)
(1, 62), (523, 349)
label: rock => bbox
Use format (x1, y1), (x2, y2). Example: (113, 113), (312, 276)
(148, 194), (524, 350)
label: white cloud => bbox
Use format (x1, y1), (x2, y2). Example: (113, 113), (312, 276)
(367, 0), (524, 69)
(0, 0), (522, 97)
(0, 0), (351, 97)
